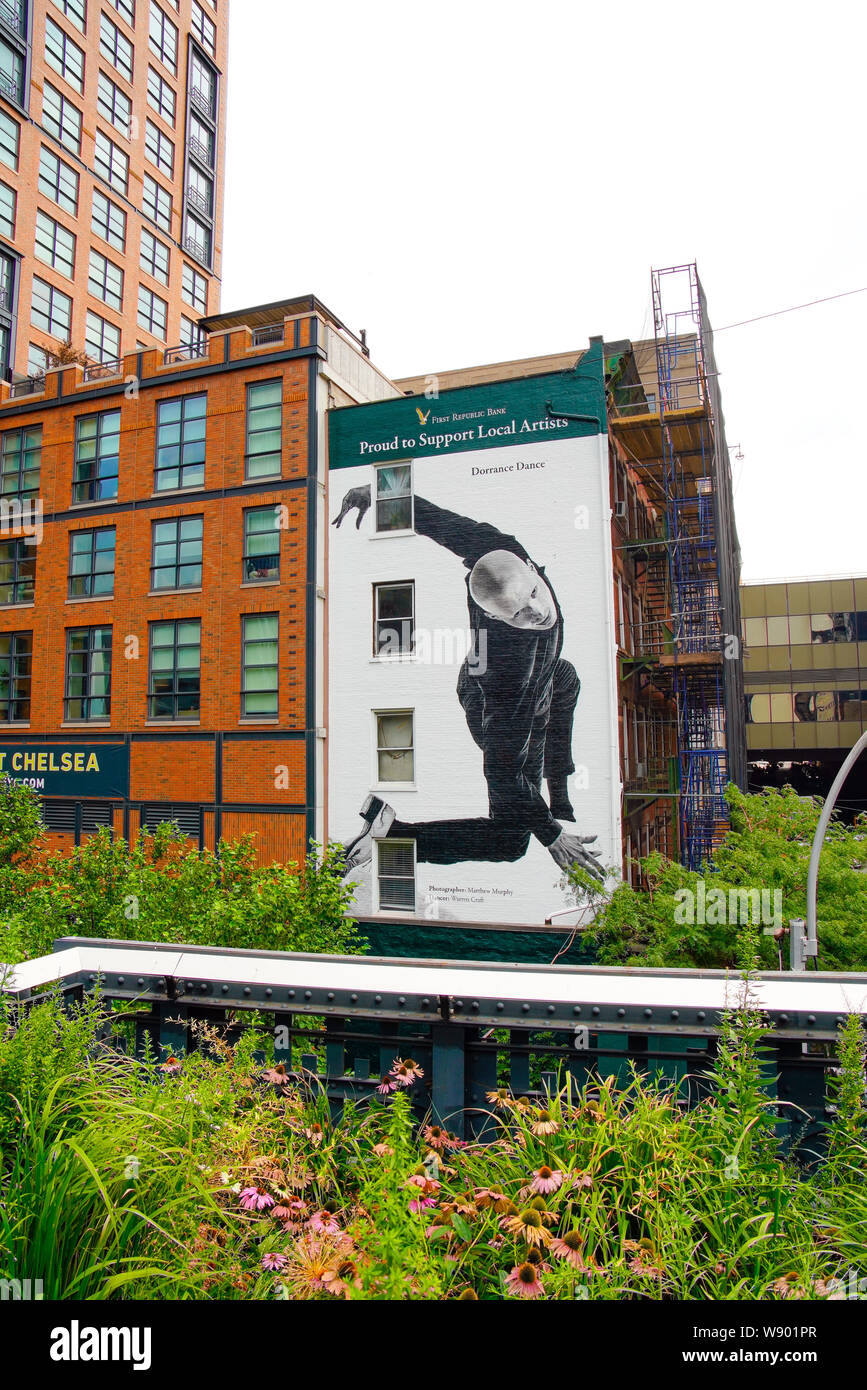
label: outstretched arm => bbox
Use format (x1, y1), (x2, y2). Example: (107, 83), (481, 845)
(413, 496), (526, 568)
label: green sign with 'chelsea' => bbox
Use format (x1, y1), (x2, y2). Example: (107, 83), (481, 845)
(0, 744), (130, 798)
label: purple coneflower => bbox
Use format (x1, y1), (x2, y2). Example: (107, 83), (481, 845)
(530, 1165), (563, 1195)
(159, 1054), (182, 1074)
(504, 1262), (545, 1299)
(500, 1208), (549, 1247)
(530, 1110), (560, 1136)
(262, 1063), (290, 1086)
(261, 1252), (288, 1272)
(549, 1230), (591, 1269)
(408, 1197), (437, 1213)
(239, 1186), (275, 1212)
(375, 1075), (397, 1096)
(308, 1210), (341, 1235)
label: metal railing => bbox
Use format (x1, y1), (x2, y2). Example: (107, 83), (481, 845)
(83, 358), (122, 382)
(9, 375), (44, 398)
(0, 69), (21, 101)
(0, 0), (24, 32)
(188, 85), (214, 119)
(184, 236), (210, 266)
(164, 341), (208, 365)
(3, 936), (862, 1144)
(186, 185), (211, 217)
(188, 135), (213, 167)
(251, 324), (284, 348)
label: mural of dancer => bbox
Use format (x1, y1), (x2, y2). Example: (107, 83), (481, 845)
(332, 482), (605, 883)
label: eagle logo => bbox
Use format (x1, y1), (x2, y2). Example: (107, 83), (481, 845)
(415, 406), (431, 426)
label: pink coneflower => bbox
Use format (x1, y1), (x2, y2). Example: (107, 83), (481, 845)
(239, 1186), (275, 1211)
(530, 1165), (563, 1195)
(261, 1251), (288, 1272)
(308, 1210), (341, 1235)
(406, 1172), (440, 1194)
(372, 1141), (393, 1156)
(261, 1063), (291, 1086)
(486, 1087), (513, 1110)
(530, 1109), (560, 1136)
(304, 1122), (325, 1146)
(159, 1054), (182, 1074)
(322, 1257), (361, 1299)
(500, 1208), (550, 1247)
(272, 1205), (294, 1222)
(375, 1075), (398, 1096)
(408, 1197), (437, 1214)
(571, 1170), (594, 1190)
(505, 1262), (545, 1299)
(475, 1189), (511, 1213)
(422, 1124), (447, 1150)
(549, 1230), (591, 1270)
(390, 1057), (424, 1086)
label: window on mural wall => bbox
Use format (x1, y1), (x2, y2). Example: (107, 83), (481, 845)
(374, 462), (413, 532)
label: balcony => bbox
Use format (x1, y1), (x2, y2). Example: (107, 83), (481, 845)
(9, 375), (44, 398)
(164, 341), (207, 366)
(0, 68), (22, 103)
(186, 185), (212, 218)
(188, 134), (213, 167)
(184, 235), (211, 267)
(188, 85), (214, 120)
(0, 0), (25, 37)
(83, 359), (122, 382)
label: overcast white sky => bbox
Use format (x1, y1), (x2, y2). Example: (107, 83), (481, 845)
(220, 0), (866, 584)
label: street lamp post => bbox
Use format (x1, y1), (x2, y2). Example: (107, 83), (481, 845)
(806, 729), (867, 946)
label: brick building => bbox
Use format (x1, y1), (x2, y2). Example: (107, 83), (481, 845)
(0, 0), (227, 383)
(0, 295), (398, 856)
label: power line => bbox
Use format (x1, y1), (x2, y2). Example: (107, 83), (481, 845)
(715, 286), (867, 333)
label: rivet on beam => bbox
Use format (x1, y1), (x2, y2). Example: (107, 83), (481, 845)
(351, 993), (358, 1003)
(547, 1005), (556, 1015)
(697, 1011), (706, 1022)
(137, 978), (144, 987)
(807, 1015), (816, 1025)
(644, 1008), (652, 1018)
(471, 1001), (480, 1011)
(304, 991), (312, 1001)
(573, 1006), (581, 1015)
(421, 997), (429, 1007)
(243, 987), (251, 997)
(496, 1002), (504, 1011)
(288, 990), (296, 999)
(522, 1003), (530, 1013)
(671, 1010), (679, 1020)
(328, 992), (335, 1002)
(592, 1007), (600, 1016)
(398, 996), (405, 1006)
(265, 988), (273, 998)
(200, 984), (208, 993)
(779, 1014), (789, 1025)
(455, 1000), (464, 1010)
(221, 985), (229, 994)
(375, 995), (382, 1004)
(118, 977), (125, 985)
(617, 1009), (626, 1018)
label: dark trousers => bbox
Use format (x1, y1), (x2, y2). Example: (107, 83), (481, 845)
(389, 658), (579, 864)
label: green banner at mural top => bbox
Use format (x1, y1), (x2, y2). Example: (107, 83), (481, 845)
(0, 744), (130, 798)
(328, 342), (607, 468)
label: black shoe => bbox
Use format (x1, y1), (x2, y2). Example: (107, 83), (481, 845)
(342, 795), (396, 872)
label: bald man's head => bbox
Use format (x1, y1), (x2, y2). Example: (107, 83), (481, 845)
(469, 550), (557, 631)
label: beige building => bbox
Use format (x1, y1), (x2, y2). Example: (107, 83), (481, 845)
(0, 0), (227, 386)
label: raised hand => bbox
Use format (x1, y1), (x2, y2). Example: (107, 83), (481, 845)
(332, 484), (372, 530)
(547, 831), (606, 882)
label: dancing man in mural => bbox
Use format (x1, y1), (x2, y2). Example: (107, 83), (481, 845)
(332, 482), (605, 882)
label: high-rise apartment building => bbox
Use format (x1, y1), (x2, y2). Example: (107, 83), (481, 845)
(0, 0), (227, 384)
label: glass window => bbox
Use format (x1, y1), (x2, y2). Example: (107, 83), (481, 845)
(42, 83), (82, 154)
(186, 162), (212, 217)
(243, 506), (280, 583)
(145, 118), (174, 177)
(0, 427), (41, 499)
(245, 380), (282, 479)
(810, 612), (857, 644)
(140, 228), (170, 285)
(242, 614), (278, 717)
(0, 631), (32, 723)
(142, 173), (172, 231)
(181, 262), (207, 314)
(0, 110), (19, 170)
(88, 249), (124, 310)
(85, 310), (121, 363)
(34, 210), (76, 279)
(100, 12), (133, 80)
(155, 394), (206, 491)
(38, 146), (79, 215)
(376, 840), (415, 912)
(0, 537), (36, 605)
(73, 410), (121, 503)
(65, 627), (112, 721)
(376, 711), (414, 782)
(94, 129), (129, 194)
(97, 71), (132, 135)
(69, 527), (116, 598)
(137, 284), (167, 339)
(188, 113), (214, 167)
(45, 17), (85, 93)
(184, 211), (211, 266)
(0, 180), (14, 239)
(189, 50), (215, 116)
(787, 614), (812, 645)
(147, 67), (176, 123)
(148, 619), (201, 719)
(0, 35), (26, 104)
(375, 463), (413, 532)
(151, 515), (203, 590)
(192, 0), (216, 54)
(107, 0), (135, 24)
(91, 189), (126, 251)
(149, 2), (178, 74)
(769, 692), (794, 723)
(179, 315), (206, 354)
(743, 617), (766, 648)
(27, 344), (49, 378)
(374, 582), (415, 655)
(50, 0), (86, 32)
(31, 277), (72, 338)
